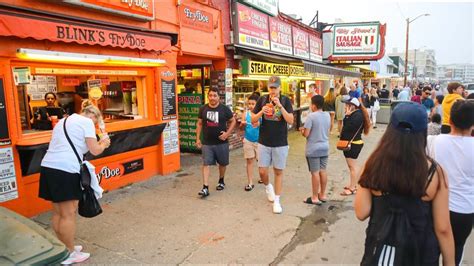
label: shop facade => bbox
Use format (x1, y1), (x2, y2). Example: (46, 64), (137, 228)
(0, 1), (181, 217)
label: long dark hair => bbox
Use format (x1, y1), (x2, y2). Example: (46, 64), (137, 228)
(359, 126), (429, 197)
(358, 104), (371, 135)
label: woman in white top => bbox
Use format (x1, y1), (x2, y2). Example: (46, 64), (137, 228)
(428, 99), (474, 265)
(39, 100), (110, 264)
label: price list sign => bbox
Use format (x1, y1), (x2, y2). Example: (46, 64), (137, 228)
(0, 147), (18, 203)
(161, 79), (177, 120)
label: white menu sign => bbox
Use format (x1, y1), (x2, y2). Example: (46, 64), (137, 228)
(0, 147), (18, 202)
(163, 120), (179, 155)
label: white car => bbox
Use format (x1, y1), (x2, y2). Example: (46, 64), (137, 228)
(466, 83), (474, 97)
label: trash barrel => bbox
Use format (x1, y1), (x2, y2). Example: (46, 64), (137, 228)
(0, 207), (69, 265)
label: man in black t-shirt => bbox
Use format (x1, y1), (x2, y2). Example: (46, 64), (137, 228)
(196, 87), (236, 197)
(252, 76), (294, 214)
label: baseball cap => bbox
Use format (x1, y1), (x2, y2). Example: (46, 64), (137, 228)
(341, 95), (360, 107)
(268, 76), (281, 88)
(390, 102), (427, 133)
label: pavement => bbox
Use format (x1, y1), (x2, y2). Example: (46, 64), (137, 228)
(33, 124), (473, 265)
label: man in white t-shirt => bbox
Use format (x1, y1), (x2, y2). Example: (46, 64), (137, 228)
(427, 100), (474, 265)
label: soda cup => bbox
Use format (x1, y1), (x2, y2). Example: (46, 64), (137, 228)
(50, 116), (58, 128)
(265, 103), (274, 117)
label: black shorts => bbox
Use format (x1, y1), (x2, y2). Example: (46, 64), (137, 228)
(39, 166), (82, 203)
(343, 143), (364, 159)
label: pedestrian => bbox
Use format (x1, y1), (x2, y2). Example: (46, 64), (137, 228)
(397, 86), (410, 101)
(378, 84), (390, 100)
(433, 94), (444, 119)
(427, 100), (474, 265)
(428, 113), (442, 136)
(39, 100), (111, 264)
(348, 84), (361, 99)
(335, 86), (348, 135)
(354, 102), (454, 265)
(368, 88), (380, 129)
(411, 89), (422, 104)
(392, 86), (400, 100)
(361, 88), (371, 110)
(196, 87), (237, 197)
(441, 82), (464, 134)
(339, 96), (371, 196)
(421, 87), (435, 117)
(240, 93), (261, 191)
(252, 75), (294, 214)
(300, 95), (330, 205)
(323, 87), (336, 133)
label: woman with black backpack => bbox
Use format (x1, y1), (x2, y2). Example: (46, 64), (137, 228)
(354, 102), (454, 265)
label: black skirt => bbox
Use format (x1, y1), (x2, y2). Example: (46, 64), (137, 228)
(39, 166), (82, 203)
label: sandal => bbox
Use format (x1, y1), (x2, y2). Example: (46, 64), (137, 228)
(303, 197), (322, 206)
(216, 182), (225, 191)
(340, 187), (357, 196)
(258, 180), (264, 184)
(318, 194), (328, 203)
(244, 184), (254, 191)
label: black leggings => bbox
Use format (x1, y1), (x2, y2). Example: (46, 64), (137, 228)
(450, 211), (474, 265)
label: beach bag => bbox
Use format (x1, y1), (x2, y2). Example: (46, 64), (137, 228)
(63, 117), (103, 218)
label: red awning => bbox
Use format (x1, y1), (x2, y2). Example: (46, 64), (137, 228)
(0, 9), (172, 52)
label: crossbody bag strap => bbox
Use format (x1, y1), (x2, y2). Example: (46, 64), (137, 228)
(349, 123), (364, 143)
(63, 117), (83, 164)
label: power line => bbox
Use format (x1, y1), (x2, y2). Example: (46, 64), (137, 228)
(396, 2), (406, 19)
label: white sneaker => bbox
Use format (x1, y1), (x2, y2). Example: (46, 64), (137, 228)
(266, 184), (275, 202)
(74, 245), (82, 252)
(273, 202), (283, 214)
(61, 251), (90, 265)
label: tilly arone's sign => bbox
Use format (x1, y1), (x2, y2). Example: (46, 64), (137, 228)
(63, 0), (155, 21)
(241, 0), (278, 16)
(179, 5), (214, 33)
(0, 13), (170, 52)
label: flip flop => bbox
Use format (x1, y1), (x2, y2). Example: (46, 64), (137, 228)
(303, 197), (322, 206)
(340, 187), (357, 196)
(318, 195), (328, 203)
(258, 180), (264, 184)
(244, 184), (254, 191)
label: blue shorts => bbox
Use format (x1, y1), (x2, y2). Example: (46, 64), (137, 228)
(258, 144), (289, 170)
(306, 156), (328, 172)
(202, 143), (230, 166)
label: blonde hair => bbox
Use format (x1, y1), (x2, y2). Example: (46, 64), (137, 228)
(81, 99), (103, 124)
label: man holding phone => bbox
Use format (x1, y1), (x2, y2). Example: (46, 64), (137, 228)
(252, 76), (294, 214)
(196, 87), (236, 197)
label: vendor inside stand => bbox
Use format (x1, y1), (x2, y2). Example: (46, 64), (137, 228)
(32, 92), (66, 130)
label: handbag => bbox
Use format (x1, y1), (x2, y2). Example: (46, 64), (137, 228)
(63, 117), (103, 218)
(337, 123), (363, 151)
(373, 99), (381, 111)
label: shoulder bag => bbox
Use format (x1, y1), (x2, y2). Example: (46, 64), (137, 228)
(63, 117), (103, 218)
(337, 123), (363, 151)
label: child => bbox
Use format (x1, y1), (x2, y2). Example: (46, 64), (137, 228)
(299, 95), (331, 205)
(241, 93), (261, 191)
(427, 113), (442, 136)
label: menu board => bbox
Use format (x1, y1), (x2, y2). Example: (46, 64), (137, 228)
(0, 147), (18, 203)
(309, 34), (323, 63)
(27, 75), (57, 101)
(293, 27), (309, 59)
(0, 79), (9, 142)
(178, 93), (202, 152)
(161, 79), (177, 120)
(235, 3), (270, 50)
(163, 120), (179, 155)
(269, 17), (293, 55)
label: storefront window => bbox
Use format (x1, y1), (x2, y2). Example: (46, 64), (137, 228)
(16, 72), (148, 134)
(177, 66), (210, 103)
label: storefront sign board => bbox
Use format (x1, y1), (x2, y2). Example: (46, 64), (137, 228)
(332, 23), (380, 56)
(0, 79), (10, 142)
(0, 147), (18, 203)
(12, 67), (32, 85)
(63, 0), (155, 21)
(35, 68), (138, 76)
(269, 17), (293, 56)
(362, 71), (377, 79)
(0, 13), (170, 52)
(241, 0), (278, 16)
(180, 5), (213, 33)
(163, 120), (179, 155)
(309, 34), (323, 63)
(292, 27), (309, 59)
(178, 94), (202, 152)
(235, 3), (270, 50)
(242, 60), (289, 76)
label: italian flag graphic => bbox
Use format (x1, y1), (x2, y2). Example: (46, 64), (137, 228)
(364, 36), (374, 45)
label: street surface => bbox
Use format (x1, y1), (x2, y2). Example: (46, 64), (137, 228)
(34, 125), (473, 264)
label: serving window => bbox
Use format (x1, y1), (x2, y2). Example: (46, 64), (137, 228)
(15, 67), (149, 135)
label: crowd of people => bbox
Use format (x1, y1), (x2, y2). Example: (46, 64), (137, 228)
(37, 74), (472, 265)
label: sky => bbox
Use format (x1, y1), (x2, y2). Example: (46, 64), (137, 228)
(279, 1), (473, 65)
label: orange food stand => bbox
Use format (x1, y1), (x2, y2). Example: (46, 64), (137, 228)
(0, 0), (184, 217)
